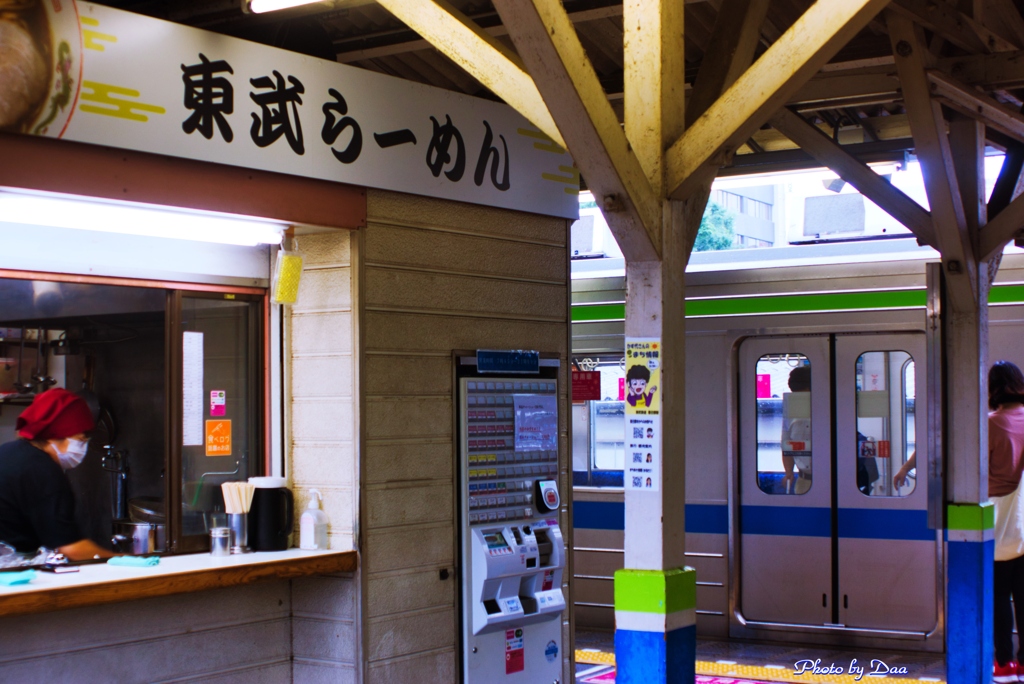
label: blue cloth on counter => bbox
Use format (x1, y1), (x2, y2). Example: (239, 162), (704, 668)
(0, 570), (37, 586)
(108, 556), (160, 567)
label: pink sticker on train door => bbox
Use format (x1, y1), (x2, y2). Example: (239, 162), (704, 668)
(756, 374), (771, 399)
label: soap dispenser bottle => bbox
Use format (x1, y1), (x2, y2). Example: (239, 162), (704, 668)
(300, 489), (329, 550)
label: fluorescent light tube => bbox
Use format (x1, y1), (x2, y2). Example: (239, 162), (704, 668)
(0, 192), (285, 247)
(248, 0), (322, 13)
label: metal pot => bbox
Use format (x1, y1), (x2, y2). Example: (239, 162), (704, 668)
(112, 521), (166, 555)
(128, 497), (166, 524)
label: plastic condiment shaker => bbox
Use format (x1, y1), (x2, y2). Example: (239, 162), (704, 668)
(299, 489), (329, 550)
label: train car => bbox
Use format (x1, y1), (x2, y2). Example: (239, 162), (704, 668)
(570, 248), (1024, 653)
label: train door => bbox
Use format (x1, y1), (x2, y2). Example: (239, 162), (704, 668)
(738, 333), (936, 634)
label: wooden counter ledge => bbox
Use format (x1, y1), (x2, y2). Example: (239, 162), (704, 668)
(0, 548), (357, 619)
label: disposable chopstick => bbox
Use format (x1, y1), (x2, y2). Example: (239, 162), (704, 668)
(220, 482), (255, 514)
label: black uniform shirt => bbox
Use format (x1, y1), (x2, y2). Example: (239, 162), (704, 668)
(0, 439), (80, 553)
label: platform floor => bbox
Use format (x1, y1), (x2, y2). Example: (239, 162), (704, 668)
(574, 630), (947, 683)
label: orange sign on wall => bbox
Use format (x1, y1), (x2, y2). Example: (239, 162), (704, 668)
(205, 419), (232, 456)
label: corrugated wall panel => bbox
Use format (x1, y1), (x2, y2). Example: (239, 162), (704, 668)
(289, 230), (360, 681)
(0, 583), (291, 683)
(360, 189), (570, 684)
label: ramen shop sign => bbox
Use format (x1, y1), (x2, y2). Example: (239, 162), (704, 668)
(0, 0), (578, 220)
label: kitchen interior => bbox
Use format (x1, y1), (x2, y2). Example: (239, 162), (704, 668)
(0, 276), (265, 557)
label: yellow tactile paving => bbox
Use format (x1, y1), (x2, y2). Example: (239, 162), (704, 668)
(576, 648), (616, 665)
(574, 650), (946, 684)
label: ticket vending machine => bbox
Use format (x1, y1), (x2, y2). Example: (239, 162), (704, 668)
(457, 352), (566, 684)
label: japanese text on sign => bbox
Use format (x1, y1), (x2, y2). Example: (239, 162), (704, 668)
(8, 1), (578, 219)
(625, 338), (661, 492)
(205, 419), (232, 457)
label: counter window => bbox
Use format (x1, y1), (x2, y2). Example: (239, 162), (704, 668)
(0, 276), (266, 556)
(176, 293), (265, 551)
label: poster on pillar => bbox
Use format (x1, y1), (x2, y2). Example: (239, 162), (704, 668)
(624, 338), (661, 492)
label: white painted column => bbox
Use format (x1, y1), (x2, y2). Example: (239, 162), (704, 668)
(623, 202), (687, 571)
(615, 202), (694, 684)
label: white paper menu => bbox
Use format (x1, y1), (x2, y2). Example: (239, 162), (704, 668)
(182, 331), (204, 446)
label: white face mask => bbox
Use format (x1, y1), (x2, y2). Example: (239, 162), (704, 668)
(55, 438), (89, 470)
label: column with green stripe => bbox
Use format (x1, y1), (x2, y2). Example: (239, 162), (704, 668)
(946, 502), (993, 682)
(614, 568), (697, 683)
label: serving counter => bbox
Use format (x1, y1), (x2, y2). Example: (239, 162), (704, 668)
(0, 548), (357, 618)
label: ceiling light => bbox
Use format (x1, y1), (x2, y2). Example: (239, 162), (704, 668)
(0, 192), (285, 247)
(246, 0), (324, 13)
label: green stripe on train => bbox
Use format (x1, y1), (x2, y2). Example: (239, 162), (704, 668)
(572, 284), (1024, 322)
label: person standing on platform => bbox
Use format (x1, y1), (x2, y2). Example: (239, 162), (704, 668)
(988, 361), (1024, 683)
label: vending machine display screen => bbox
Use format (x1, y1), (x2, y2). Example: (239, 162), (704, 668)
(483, 532), (511, 555)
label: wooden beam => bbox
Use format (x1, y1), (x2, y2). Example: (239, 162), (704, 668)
(790, 51), (1024, 111)
(888, 11), (979, 308)
(791, 69), (902, 109)
(493, 0), (662, 261)
(769, 107), (936, 246)
(979, 195), (1024, 260)
(668, 0), (769, 228)
(988, 143), (1024, 218)
(371, 0), (564, 149)
(686, 0), (770, 124)
(623, 0), (686, 194)
(942, 49), (1024, 90)
(980, 149), (1024, 260)
(890, 0), (1017, 54)
(927, 70), (1024, 144)
(684, 182), (715, 256)
(979, 0), (1024, 48)
(665, 0), (892, 200)
(948, 116), (987, 237)
(337, 5), (622, 62)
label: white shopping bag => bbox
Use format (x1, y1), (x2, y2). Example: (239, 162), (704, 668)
(993, 483), (1024, 561)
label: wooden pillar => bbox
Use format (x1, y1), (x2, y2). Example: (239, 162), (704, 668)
(616, 201), (693, 684)
(889, 24), (995, 669)
(943, 116), (994, 682)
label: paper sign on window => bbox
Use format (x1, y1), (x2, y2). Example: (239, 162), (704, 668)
(205, 419), (232, 456)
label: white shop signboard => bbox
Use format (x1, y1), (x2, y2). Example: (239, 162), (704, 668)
(2, 1), (579, 220)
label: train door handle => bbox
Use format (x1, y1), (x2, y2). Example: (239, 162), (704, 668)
(822, 594), (827, 608)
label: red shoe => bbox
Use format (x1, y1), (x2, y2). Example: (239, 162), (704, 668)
(994, 660), (1019, 683)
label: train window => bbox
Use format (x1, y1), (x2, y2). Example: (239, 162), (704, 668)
(855, 351), (916, 497)
(572, 357), (626, 487)
(755, 354), (812, 495)
(591, 400), (625, 470)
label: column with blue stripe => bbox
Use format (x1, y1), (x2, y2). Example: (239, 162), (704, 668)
(947, 503), (993, 683)
(615, 568), (697, 683)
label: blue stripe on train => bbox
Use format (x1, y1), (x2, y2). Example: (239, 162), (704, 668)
(741, 505), (933, 540)
(574, 501), (935, 541)
(838, 507), (934, 541)
(572, 501), (727, 534)
(739, 505), (831, 537)
(573, 471), (625, 487)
